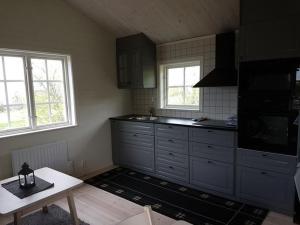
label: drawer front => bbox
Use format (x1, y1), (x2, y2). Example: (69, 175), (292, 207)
(237, 148), (297, 174)
(155, 124), (188, 140)
(156, 137), (188, 155)
(236, 166), (295, 212)
(190, 142), (234, 163)
(118, 121), (154, 135)
(119, 131), (154, 148)
(119, 143), (154, 172)
(156, 162), (189, 182)
(190, 156), (234, 195)
(189, 128), (236, 147)
(156, 150), (189, 169)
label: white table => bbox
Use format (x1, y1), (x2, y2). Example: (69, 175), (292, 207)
(0, 167), (83, 225)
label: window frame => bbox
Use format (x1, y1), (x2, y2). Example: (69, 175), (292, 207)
(159, 59), (203, 111)
(0, 48), (77, 138)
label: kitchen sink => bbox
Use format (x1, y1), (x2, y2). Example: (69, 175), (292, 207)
(128, 116), (158, 121)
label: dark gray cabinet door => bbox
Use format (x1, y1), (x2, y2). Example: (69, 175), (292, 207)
(240, 16), (299, 61)
(119, 143), (154, 172)
(189, 128), (236, 147)
(155, 124), (188, 140)
(156, 137), (188, 155)
(190, 142), (234, 163)
(116, 33), (156, 89)
(236, 166), (295, 213)
(190, 157), (234, 195)
(156, 162), (189, 183)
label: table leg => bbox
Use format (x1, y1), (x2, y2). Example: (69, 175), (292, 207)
(67, 192), (79, 225)
(13, 212), (21, 225)
(42, 206), (48, 213)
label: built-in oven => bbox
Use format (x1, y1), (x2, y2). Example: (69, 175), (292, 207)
(238, 112), (298, 155)
(239, 58), (300, 111)
(238, 58), (300, 155)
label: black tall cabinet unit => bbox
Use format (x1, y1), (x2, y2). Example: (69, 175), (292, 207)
(116, 33), (157, 89)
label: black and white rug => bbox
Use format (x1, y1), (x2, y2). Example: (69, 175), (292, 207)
(86, 167), (268, 225)
(7, 205), (89, 225)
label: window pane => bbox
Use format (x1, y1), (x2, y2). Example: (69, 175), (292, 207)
(51, 103), (66, 123)
(0, 106), (8, 130)
(36, 104), (50, 126)
(31, 59), (47, 81)
(47, 60), (64, 80)
(7, 82), (27, 105)
(49, 82), (65, 103)
(185, 87), (199, 105)
(168, 87), (184, 105)
(4, 56), (25, 80)
(0, 57), (3, 80)
(9, 105), (29, 129)
(168, 68), (184, 86)
(33, 82), (48, 104)
(185, 66), (200, 86)
(0, 82), (6, 105)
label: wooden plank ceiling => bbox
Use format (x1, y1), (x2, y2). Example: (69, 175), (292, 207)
(65, 0), (239, 43)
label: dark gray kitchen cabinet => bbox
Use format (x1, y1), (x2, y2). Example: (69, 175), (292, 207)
(190, 156), (234, 195)
(236, 166), (295, 214)
(236, 148), (297, 214)
(116, 33), (156, 89)
(240, 0), (300, 61)
(111, 120), (155, 173)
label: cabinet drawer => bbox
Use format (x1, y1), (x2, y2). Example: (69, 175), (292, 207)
(189, 128), (236, 147)
(190, 142), (234, 163)
(156, 137), (188, 155)
(118, 121), (154, 135)
(119, 143), (154, 172)
(237, 148), (297, 174)
(155, 124), (188, 140)
(119, 131), (154, 148)
(190, 157), (234, 195)
(156, 150), (189, 169)
(236, 166), (295, 212)
(156, 162), (189, 183)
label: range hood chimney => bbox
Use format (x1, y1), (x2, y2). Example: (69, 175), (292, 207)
(193, 32), (237, 87)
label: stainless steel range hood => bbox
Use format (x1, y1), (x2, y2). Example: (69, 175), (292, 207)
(193, 32), (237, 87)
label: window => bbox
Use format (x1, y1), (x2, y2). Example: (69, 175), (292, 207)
(0, 49), (76, 137)
(160, 61), (202, 110)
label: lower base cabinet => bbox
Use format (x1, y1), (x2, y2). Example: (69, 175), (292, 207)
(236, 166), (295, 214)
(190, 156), (234, 195)
(119, 143), (154, 172)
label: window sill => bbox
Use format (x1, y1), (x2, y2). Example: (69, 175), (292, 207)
(160, 107), (200, 111)
(0, 123), (78, 140)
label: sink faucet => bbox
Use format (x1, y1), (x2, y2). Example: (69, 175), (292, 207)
(149, 107), (155, 118)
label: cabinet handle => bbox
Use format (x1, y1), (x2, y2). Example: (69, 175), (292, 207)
(133, 134), (138, 137)
(168, 152), (174, 156)
(207, 160), (214, 164)
(169, 166), (174, 169)
(168, 139), (174, 143)
(207, 130), (213, 133)
(207, 145), (213, 149)
(261, 171), (267, 175)
(262, 154), (268, 157)
(168, 126), (173, 129)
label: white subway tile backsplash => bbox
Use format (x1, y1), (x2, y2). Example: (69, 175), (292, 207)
(132, 35), (238, 120)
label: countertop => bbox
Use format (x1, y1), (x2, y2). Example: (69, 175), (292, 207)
(110, 115), (237, 131)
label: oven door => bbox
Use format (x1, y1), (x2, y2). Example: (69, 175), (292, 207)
(238, 112), (298, 155)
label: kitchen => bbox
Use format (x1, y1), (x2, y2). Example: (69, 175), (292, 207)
(0, 0), (300, 225)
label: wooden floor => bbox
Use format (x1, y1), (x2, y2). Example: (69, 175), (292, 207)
(0, 184), (297, 225)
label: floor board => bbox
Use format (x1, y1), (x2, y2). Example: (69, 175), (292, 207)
(0, 184), (297, 225)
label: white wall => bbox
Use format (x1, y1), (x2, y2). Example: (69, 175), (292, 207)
(0, 0), (132, 179)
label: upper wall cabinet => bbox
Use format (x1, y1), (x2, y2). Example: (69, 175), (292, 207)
(240, 0), (300, 61)
(116, 33), (157, 89)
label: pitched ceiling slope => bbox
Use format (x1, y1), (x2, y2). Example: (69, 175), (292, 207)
(65, 0), (239, 44)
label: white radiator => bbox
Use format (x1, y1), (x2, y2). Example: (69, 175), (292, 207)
(11, 141), (72, 175)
